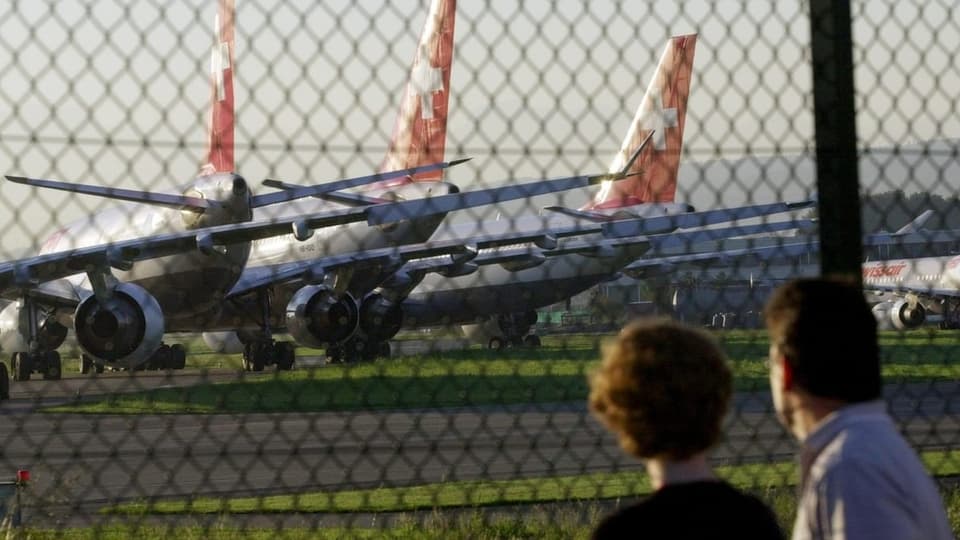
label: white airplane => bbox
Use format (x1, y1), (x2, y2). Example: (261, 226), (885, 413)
(623, 210), (960, 331)
(382, 34), (815, 350)
(0, 0), (634, 380)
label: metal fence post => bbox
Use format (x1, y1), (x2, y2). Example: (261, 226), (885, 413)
(809, 0), (863, 284)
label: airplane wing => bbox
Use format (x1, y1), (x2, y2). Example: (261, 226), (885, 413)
(623, 241), (817, 279)
(224, 229), (564, 298)
(5, 159), (469, 212)
(600, 201), (816, 238)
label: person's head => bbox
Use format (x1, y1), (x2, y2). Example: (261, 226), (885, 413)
(764, 277), (882, 429)
(588, 318), (732, 462)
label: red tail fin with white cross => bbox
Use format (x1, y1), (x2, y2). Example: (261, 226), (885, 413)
(583, 34), (696, 210)
(201, 0), (236, 175)
(376, 0), (456, 185)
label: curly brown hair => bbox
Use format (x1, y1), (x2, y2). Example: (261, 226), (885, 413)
(588, 318), (732, 460)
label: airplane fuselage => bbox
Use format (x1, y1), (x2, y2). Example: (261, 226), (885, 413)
(168, 180), (456, 332)
(399, 209), (665, 328)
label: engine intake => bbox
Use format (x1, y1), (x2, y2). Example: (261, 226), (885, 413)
(285, 286), (359, 348)
(359, 293), (403, 341)
(872, 298), (926, 330)
(74, 282), (164, 368)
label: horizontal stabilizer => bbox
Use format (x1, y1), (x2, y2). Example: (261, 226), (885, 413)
(624, 242), (817, 277)
(601, 200), (816, 238)
(255, 158), (471, 208)
(541, 206), (613, 222)
(365, 170), (627, 225)
(6, 176), (212, 212)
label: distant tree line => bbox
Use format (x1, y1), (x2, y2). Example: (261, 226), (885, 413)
(861, 190), (960, 232)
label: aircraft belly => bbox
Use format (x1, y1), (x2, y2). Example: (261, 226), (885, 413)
(114, 249), (245, 318)
(405, 254), (619, 327)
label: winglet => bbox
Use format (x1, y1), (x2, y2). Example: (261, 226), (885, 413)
(894, 209), (934, 235)
(618, 131), (654, 177)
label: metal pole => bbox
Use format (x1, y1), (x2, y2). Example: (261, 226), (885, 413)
(808, 0), (863, 285)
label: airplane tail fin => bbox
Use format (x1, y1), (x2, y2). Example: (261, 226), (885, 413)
(375, 0), (456, 185)
(583, 34), (697, 210)
(200, 0), (236, 175)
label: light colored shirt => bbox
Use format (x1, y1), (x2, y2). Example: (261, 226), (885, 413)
(793, 400), (952, 540)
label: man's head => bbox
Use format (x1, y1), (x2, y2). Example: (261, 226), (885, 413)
(588, 318), (732, 461)
(764, 278), (882, 431)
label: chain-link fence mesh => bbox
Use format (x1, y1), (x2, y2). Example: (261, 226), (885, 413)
(0, 0), (958, 537)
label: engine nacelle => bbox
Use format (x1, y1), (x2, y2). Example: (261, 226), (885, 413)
(872, 299), (926, 330)
(202, 331), (245, 354)
(359, 293), (403, 341)
(73, 282), (164, 368)
(0, 302), (68, 353)
(285, 285), (359, 348)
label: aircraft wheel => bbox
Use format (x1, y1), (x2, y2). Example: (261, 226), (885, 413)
(378, 341), (391, 359)
(325, 346), (343, 365)
(79, 354), (92, 374)
(12, 353), (31, 382)
(250, 343), (268, 372)
(42, 351), (62, 381)
(276, 342), (295, 371)
(488, 337), (505, 351)
(523, 335), (542, 348)
(170, 344), (187, 370)
(242, 343), (256, 372)
(0, 362), (9, 400)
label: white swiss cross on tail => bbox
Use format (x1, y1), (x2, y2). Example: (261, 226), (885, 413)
(211, 14), (231, 102)
(640, 88), (678, 150)
(410, 43), (444, 120)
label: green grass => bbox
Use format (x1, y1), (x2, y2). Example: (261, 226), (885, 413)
(104, 449), (960, 516)
(44, 330), (960, 414)
(14, 483), (960, 539)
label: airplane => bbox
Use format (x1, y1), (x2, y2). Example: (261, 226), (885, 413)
(0, 0), (638, 381)
(622, 211), (960, 331)
(255, 33), (811, 353)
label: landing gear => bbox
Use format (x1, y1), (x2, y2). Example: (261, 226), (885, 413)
(940, 300), (960, 330)
(10, 351), (62, 381)
(242, 340), (296, 372)
(240, 289), (297, 372)
(488, 311), (542, 351)
(0, 362), (9, 400)
(79, 354), (105, 375)
(325, 337), (390, 364)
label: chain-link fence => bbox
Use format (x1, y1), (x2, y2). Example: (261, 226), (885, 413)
(0, 0), (958, 537)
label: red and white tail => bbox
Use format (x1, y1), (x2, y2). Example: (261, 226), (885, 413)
(584, 34), (696, 210)
(376, 0), (456, 185)
(200, 0), (236, 175)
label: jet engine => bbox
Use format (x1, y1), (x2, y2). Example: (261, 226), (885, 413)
(73, 282), (164, 368)
(872, 298), (926, 330)
(285, 285), (359, 348)
(359, 293), (403, 342)
(0, 302), (68, 353)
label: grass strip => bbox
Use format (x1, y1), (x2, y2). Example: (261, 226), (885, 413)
(103, 449), (960, 515)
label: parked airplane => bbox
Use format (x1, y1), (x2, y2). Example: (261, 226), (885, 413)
(0, 0), (631, 380)
(623, 211), (960, 331)
(380, 34), (814, 350)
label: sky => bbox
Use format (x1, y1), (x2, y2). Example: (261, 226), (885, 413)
(0, 0), (956, 256)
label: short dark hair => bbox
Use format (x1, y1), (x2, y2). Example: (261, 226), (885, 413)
(764, 277), (881, 402)
(588, 318), (732, 460)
